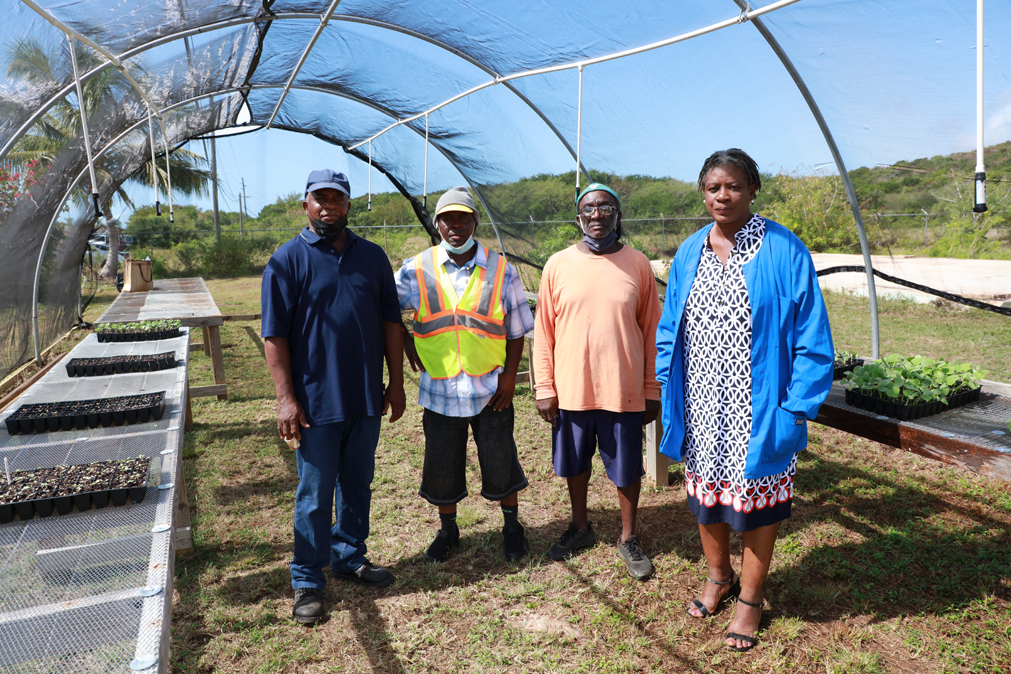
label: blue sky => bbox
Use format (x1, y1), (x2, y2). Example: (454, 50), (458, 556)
(7, 1), (1011, 224)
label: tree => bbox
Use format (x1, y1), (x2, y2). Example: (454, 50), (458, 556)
(5, 37), (209, 280)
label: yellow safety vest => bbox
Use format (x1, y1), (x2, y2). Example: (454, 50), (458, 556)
(412, 244), (508, 379)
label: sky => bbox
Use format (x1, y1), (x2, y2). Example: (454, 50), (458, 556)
(7, 1), (1011, 225)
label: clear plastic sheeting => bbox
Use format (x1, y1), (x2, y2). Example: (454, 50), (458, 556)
(2, 1), (1011, 378)
(0, 331), (188, 673)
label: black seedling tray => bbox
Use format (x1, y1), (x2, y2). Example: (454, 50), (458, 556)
(65, 352), (176, 377)
(844, 386), (982, 421)
(0, 457), (150, 523)
(833, 358), (864, 380)
(4, 392), (166, 435)
(96, 327), (181, 343)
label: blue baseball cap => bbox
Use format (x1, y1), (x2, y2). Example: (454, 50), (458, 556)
(575, 182), (620, 211)
(305, 169), (351, 198)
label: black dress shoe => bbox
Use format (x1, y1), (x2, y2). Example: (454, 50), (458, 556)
(333, 562), (394, 587)
(292, 587), (324, 624)
(424, 527), (460, 563)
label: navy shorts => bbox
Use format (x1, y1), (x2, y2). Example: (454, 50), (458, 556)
(551, 409), (645, 488)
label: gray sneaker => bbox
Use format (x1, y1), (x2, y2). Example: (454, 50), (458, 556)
(547, 522), (596, 561)
(616, 535), (654, 581)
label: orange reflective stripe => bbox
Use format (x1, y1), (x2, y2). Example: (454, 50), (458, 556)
(489, 251), (507, 316)
(419, 247), (444, 313)
(414, 253), (431, 316)
(476, 250), (496, 315)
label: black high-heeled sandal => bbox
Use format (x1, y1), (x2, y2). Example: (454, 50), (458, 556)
(725, 596), (762, 652)
(685, 571), (739, 618)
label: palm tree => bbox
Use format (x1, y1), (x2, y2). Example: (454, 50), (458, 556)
(5, 37), (210, 280)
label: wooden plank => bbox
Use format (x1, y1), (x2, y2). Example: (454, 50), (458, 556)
(222, 314), (261, 322)
(207, 326), (227, 400)
(515, 371), (530, 385)
(644, 416), (668, 488)
(201, 327), (211, 357)
(0, 326), (76, 397)
(526, 334), (536, 390)
(189, 384), (227, 398)
(0, 353), (66, 413)
(93, 277), (224, 326)
(175, 527), (193, 556)
(185, 383), (194, 429)
(814, 383), (1011, 483)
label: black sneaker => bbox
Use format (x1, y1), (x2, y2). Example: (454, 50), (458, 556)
(292, 587), (324, 624)
(547, 521), (596, 561)
(502, 522), (528, 562)
(424, 527), (460, 564)
(616, 535), (654, 581)
(332, 562), (394, 587)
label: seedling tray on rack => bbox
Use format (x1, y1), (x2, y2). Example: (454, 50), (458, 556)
(844, 386), (982, 421)
(96, 327), (180, 342)
(65, 352), (176, 377)
(4, 392), (166, 435)
(0, 457), (151, 523)
(833, 358), (864, 380)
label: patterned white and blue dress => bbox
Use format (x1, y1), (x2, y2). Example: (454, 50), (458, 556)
(682, 215), (797, 531)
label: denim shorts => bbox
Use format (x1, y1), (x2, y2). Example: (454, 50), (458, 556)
(552, 409), (645, 487)
(419, 405), (528, 505)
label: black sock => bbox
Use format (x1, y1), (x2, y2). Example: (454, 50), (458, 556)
(501, 505), (519, 527)
(439, 512), (458, 532)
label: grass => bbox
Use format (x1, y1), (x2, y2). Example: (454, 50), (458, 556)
(73, 277), (1011, 673)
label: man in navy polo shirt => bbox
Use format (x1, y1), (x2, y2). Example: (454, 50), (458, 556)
(261, 169), (406, 625)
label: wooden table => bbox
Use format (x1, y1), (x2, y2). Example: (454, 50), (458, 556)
(815, 381), (1011, 482)
(95, 278), (227, 400)
(642, 381), (1011, 487)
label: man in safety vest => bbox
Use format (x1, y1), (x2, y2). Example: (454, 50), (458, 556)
(396, 186), (534, 563)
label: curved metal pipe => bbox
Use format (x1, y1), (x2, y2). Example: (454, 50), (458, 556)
(31, 80), (512, 358)
(331, 15), (590, 182)
(30, 92), (246, 362)
(2, 10), (590, 182)
(266, 0), (342, 128)
(734, 0), (880, 358)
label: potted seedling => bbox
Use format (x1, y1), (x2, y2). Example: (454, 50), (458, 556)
(833, 349), (863, 380)
(843, 355), (987, 421)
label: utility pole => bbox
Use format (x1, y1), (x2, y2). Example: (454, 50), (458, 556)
(211, 131), (219, 244)
(238, 194), (244, 237)
(241, 177), (248, 238)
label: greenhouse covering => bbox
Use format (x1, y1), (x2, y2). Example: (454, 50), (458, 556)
(1, 0), (1009, 381)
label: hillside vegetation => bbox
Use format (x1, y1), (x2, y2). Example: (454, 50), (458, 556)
(120, 142), (1011, 278)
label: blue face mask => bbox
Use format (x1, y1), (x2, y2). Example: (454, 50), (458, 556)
(583, 229), (618, 253)
(439, 236), (476, 255)
(580, 212), (619, 252)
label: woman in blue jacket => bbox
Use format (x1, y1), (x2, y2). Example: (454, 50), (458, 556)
(655, 149), (834, 652)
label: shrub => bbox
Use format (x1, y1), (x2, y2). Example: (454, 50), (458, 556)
(766, 173), (875, 252)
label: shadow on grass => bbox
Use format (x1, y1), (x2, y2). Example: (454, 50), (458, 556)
(770, 450), (1011, 623)
(348, 597), (409, 674)
(242, 325), (265, 359)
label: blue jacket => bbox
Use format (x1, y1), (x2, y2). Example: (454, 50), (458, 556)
(655, 219), (834, 479)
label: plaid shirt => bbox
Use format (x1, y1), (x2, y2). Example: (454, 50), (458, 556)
(396, 243), (534, 417)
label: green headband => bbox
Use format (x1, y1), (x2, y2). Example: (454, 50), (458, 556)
(575, 183), (620, 211)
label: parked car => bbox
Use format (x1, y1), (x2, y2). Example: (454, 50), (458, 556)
(86, 241), (128, 265)
(88, 233), (133, 250)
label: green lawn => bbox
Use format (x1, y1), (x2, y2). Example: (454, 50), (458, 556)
(77, 277), (1011, 674)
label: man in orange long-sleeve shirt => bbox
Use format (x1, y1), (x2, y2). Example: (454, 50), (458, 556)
(533, 183), (662, 581)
